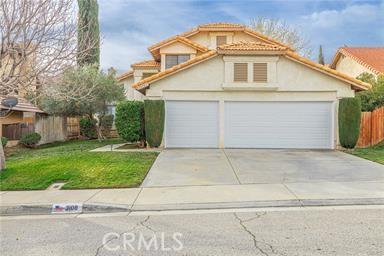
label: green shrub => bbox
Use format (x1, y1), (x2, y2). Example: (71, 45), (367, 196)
(1, 137), (8, 147)
(356, 73), (384, 111)
(79, 117), (97, 139)
(115, 101), (145, 143)
(100, 114), (114, 137)
(339, 98), (361, 149)
(20, 132), (41, 148)
(144, 100), (165, 147)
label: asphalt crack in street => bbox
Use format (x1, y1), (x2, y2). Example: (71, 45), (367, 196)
(139, 215), (156, 233)
(234, 212), (279, 256)
(94, 215), (145, 256)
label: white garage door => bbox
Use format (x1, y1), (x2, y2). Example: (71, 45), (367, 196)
(165, 101), (219, 148)
(225, 101), (333, 149)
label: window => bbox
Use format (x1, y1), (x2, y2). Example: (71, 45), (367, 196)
(142, 72), (154, 79)
(216, 36), (227, 47)
(165, 55), (190, 69)
(233, 63), (248, 82)
(253, 63), (268, 82)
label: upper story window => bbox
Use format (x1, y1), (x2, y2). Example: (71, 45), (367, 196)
(165, 55), (190, 69)
(142, 72), (154, 79)
(216, 36), (227, 47)
(233, 63), (248, 82)
(253, 63), (268, 83)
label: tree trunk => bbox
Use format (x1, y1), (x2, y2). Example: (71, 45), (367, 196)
(0, 142), (5, 170)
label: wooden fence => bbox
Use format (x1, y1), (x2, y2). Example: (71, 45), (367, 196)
(35, 115), (66, 145)
(2, 123), (34, 140)
(66, 117), (80, 139)
(2, 116), (80, 144)
(357, 107), (384, 148)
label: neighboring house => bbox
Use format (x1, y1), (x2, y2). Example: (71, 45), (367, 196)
(330, 47), (384, 79)
(0, 44), (45, 145)
(0, 97), (44, 146)
(117, 23), (369, 149)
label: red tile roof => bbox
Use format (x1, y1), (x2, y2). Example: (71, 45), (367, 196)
(131, 60), (160, 68)
(147, 22), (293, 56)
(218, 41), (287, 51)
(148, 36), (209, 60)
(331, 47), (384, 75)
(116, 70), (133, 82)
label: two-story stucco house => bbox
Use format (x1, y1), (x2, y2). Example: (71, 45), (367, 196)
(117, 23), (369, 149)
(330, 47), (384, 79)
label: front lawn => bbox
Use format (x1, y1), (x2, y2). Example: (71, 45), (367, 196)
(350, 142), (384, 165)
(0, 139), (158, 190)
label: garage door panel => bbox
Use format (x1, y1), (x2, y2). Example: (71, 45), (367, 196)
(166, 101), (219, 148)
(225, 102), (333, 149)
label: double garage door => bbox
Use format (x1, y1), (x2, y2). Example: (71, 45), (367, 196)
(165, 101), (333, 149)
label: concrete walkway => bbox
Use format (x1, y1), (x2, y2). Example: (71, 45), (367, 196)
(1, 181), (384, 215)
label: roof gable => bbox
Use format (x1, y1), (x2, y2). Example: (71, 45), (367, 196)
(149, 36), (209, 60)
(133, 42), (370, 92)
(147, 23), (293, 59)
(331, 47), (384, 75)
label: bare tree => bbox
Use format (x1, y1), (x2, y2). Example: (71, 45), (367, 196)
(0, 0), (98, 99)
(250, 18), (313, 57)
(0, 0), (99, 170)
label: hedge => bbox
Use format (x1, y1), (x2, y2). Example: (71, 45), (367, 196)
(144, 100), (165, 147)
(79, 117), (97, 139)
(115, 101), (145, 142)
(339, 98), (361, 149)
(20, 132), (41, 148)
(1, 137), (8, 147)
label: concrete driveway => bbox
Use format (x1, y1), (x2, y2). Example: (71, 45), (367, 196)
(142, 149), (384, 187)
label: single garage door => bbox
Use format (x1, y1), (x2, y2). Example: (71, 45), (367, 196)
(165, 101), (219, 148)
(225, 101), (333, 149)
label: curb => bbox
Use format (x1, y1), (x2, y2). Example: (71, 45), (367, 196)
(1, 198), (383, 216)
(0, 203), (130, 216)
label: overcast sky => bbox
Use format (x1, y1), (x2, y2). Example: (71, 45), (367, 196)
(98, 0), (384, 73)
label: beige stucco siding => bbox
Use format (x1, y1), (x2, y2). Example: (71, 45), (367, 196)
(123, 76), (144, 100)
(145, 55), (355, 98)
(160, 42), (197, 54)
(143, 54), (357, 149)
(188, 31), (264, 50)
(335, 54), (376, 78)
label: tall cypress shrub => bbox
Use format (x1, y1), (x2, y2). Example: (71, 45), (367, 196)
(338, 98), (361, 149)
(144, 100), (165, 147)
(77, 0), (100, 66)
(115, 101), (145, 143)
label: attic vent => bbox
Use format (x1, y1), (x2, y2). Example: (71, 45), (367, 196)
(253, 63), (268, 83)
(234, 63), (248, 82)
(216, 36), (227, 47)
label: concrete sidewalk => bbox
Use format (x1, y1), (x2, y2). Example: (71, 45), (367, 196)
(1, 181), (383, 215)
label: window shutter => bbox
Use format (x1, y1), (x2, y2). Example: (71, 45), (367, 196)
(165, 55), (178, 69)
(216, 36), (227, 47)
(234, 63), (248, 82)
(253, 63), (268, 82)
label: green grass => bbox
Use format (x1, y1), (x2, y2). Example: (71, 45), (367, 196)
(0, 139), (159, 190)
(351, 142), (384, 165)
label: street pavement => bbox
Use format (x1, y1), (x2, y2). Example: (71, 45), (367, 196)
(1, 206), (383, 255)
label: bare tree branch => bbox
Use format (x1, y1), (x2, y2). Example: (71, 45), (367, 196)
(250, 18), (313, 57)
(0, 0), (99, 100)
